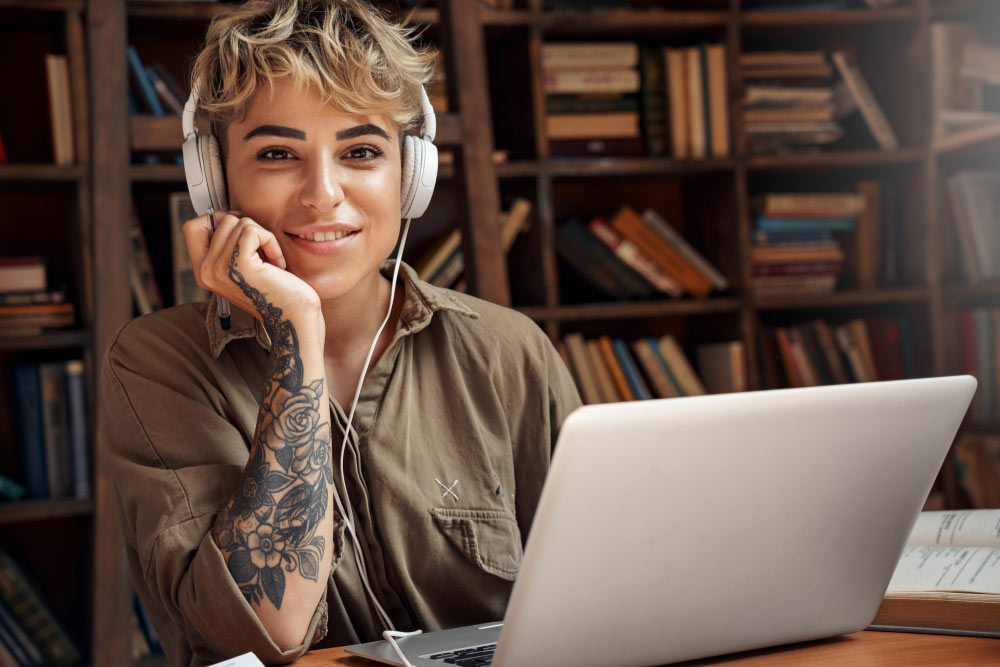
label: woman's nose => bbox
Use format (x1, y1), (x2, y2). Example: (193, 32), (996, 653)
(299, 153), (345, 212)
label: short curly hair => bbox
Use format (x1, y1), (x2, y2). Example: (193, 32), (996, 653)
(189, 0), (436, 153)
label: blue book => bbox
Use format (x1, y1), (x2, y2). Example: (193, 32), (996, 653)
(646, 337), (685, 397)
(0, 598), (43, 666)
(64, 361), (90, 500)
(126, 46), (164, 116)
(12, 365), (48, 499)
(756, 217), (856, 233)
(612, 338), (652, 400)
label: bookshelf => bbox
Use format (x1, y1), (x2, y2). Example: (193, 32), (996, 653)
(0, 0), (997, 664)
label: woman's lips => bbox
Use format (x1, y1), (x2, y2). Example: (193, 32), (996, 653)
(287, 230), (359, 257)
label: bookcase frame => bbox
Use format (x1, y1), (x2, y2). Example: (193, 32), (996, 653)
(1, 0), (997, 664)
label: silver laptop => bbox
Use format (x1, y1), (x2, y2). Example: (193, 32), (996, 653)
(346, 376), (976, 667)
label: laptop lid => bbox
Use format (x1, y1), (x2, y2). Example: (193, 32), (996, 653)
(491, 376), (976, 667)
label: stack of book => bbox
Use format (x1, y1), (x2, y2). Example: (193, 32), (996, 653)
(0, 548), (80, 666)
(556, 205), (728, 301)
(750, 192), (871, 296)
(10, 361), (91, 500)
(543, 42), (643, 157)
(758, 316), (913, 390)
(742, 51), (844, 152)
(0, 258), (73, 336)
(558, 333), (745, 405)
(946, 170), (1000, 282)
(931, 22), (1000, 151)
(957, 307), (1000, 424)
(662, 43), (729, 159)
(413, 198), (533, 291)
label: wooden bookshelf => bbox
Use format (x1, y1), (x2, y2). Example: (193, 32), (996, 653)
(0, 0), (994, 664)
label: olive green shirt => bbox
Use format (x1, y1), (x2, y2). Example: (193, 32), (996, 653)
(100, 261), (581, 666)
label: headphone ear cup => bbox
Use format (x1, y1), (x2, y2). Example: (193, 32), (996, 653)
(200, 134), (230, 212)
(400, 134), (420, 219)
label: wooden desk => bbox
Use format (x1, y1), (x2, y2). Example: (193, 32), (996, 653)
(293, 630), (999, 665)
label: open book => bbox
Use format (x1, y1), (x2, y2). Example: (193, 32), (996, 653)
(869, 509), (1000, 637)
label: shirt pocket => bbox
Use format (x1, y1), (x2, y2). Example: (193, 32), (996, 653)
(430, 508), (523, 581)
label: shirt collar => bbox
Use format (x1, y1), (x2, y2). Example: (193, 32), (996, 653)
(205, 259), (478, 359)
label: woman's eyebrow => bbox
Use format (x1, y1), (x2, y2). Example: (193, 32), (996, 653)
(336, 123), (390, 141)
(243, 125), (306, 141)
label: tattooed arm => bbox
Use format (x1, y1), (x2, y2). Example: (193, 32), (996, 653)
(185, 213), (333, 650)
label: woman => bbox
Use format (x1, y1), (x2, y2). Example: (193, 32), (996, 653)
(100, 1), (580, 665)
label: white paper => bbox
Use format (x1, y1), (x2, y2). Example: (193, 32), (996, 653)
(906, 510), (1000, 547)
(207, 653), (265, 667)
(887, 545), (1000, 594)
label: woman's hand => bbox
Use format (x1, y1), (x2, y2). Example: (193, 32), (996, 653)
(183, 212), (322, 327)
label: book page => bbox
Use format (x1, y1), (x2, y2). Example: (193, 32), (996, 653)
(907, 510), (1000, 547)
(887, 546), (1000, 594)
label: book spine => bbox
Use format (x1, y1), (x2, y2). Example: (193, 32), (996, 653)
(611, 207), (713, 297)
(664, 47), (689, 159)
(699, 43), (713, 158)
(543, 68), (641, 95)
(0, 551), (80, 666)
(0, 602), (34, 667)
(685, 47), (706, 158)
(587, 219), (681, 296)
(639, 46), (667, 157)
(12, 365), (47, 499)
(647, 337), (685, 397)
(64, 361), (90, 500)
(585, 339), (619, 403)
(630, 339), (678, 399)
(560, 220), (655, 298)
(830, 51), (898, 150)
(542, 42), (639, 70)
(38, 363), (71, 499)
(0, 598), (44, 666)
(126, 46), (164, 116)
(597, 336), (634, 401)
(146, 66), (184, 114)
(706, 44), (729, 157)
(612, 338), (652, 400)
(640, 207), (728, 290)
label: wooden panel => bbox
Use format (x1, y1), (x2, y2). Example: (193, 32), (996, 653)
(88, 0), (134, 664)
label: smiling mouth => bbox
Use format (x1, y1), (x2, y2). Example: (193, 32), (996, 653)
(291, 230), (358, 242)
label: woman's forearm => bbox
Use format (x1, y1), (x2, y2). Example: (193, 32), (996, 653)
(212, 263), (333, 651)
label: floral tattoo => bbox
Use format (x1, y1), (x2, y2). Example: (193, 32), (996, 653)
(213, 233), (332, 610)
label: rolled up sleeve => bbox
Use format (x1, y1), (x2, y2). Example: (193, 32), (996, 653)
(101, 316), (328, 665)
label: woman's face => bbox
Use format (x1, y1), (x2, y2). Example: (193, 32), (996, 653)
(224, 78), (402, 301)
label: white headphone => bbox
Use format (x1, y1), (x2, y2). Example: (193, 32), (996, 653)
(181, 81), (439, 220)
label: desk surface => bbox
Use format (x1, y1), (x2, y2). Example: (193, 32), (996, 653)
(293, 630), (999, 665)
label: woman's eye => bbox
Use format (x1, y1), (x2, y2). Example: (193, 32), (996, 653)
(347, 146), (383, 161)
(257, 148), (293, 161)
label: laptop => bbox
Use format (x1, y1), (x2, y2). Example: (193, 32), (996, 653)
(346, 376), (976, 667)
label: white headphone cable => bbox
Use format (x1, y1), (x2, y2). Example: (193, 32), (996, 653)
(329, 218), (414, 638)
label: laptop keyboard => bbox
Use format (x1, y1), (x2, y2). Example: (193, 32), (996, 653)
(427, 642), (497, 665)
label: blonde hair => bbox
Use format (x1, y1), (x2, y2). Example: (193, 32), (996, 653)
(190, 0), (436, 151)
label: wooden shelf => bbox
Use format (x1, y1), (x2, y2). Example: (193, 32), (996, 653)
(754, 288), (929, 311)
(0, 499), (93, 524)
(537, 9), (729, 34)
(126, 2), (439, 24)
(747, 149), (924, 170)
(741, 8), (918, 27)
(518, 298), (742, 323)
(0, 0), (83, 10)
(961, 422), (1000, 435)
(942, 281), (1000, 302)
(546, 156), (735, 177)
(0, 164), (84, 182)
(0, 329), (91, 351)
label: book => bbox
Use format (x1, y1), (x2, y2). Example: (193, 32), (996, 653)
(852, 180), (881, 289)
(126, 46), (164, 116)
(830, 50), (898, 150)
(759, 192), (867, 218)
(0, 597), (44, 666)
(612, 338), (652, 400)
(11, 364), (47, 499)
(587, 218), (681, 297)
(630, 338), (679, 399)
(546, 112), (640, 139)
(0, 549), (80, 665)
(586, 338), (620, 403)
(597, 336), (634, 402)
(129, 208), (164, 315)
(0, 259), (46, 294)
(542, 42), (638, 70)
(706, 44), (729, 158)
(640, 207), (728, 292)
(543, 68), (641, 95)
(685, 47), (706, 159)
(664, 47), (689, 159)
(870, 510), (1000, 636)
(563, 333), (603, 405)
(145, 65), (184, 114)
(639, 46), (667, 157)
(696, 342), (746, 394)
(556, 219), (654, 300)
(435, 197), (533, 291)
(946, 170), (1000, 280)
(44, 54), (74, 166)
(64, 360), (90, 500)
(656, 336), (705, 396)
(169, 193), (210, 305)
(38, 363), (71, 499)
(610, 205), (713, 298)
